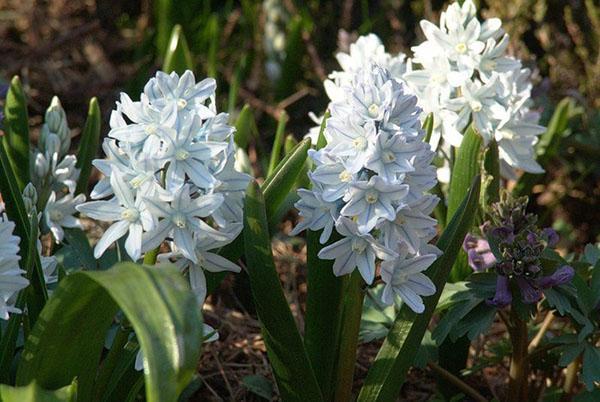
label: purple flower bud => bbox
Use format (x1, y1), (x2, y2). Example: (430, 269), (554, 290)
(490, 225), (515, 244)
(542, 228), (559, 248)
(527, 232), (538, 246)
(488, 275), (512, 308)
(516, 277), (542, 304)
(536, 265), (575, 289)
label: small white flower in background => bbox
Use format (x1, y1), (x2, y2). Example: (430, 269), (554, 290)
(44, 190), (85, 243)
(0, 212), (29, 320)
(293, 64), (440, 312)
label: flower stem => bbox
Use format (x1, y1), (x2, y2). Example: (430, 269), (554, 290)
(333, 271), (364, 402)
(562, 353), (582, 398)
(143, 247), (160, 265)
(507, 310), (529, 402)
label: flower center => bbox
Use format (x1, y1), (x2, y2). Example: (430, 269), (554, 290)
(351, 238), (367, 254)
(339, 170), (352, 182)
(145, 124), (158, 136)
(49, 209), (64, 221)
(483, 59), (496, 70)
(177, 98), (188, 110)
(383, 151), (396, 163)
(470, 100), (483, 112)
(130, 173), (150, 189)
(352, 136), (367, 150)
(121, 207), (140, 222)
(368, 103), (380, 118)
(175, 148), (190, 160)
(365, 190), (379, 204)
(455, 42), (468, 54)
(172, 213), (187, 228)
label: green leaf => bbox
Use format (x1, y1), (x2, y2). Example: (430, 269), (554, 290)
(267, 111), (289, 176)
(261, 137), (311, 220)
(357, 175), (481, 402)
(16, 263), (202, 402)
(75, 98), (101, 195)
(3, 76), (30, 191)
(163, 24), (194, 74)
(234, 104), (259, 149)
(432, 298), (481, 345)
(0, 142), (48, 324)
(0, 379), (77, 402)
(275, 16), (304, 100)
(204, 15), (219, 78)
(0, 292), (25, 383)
(62, 228), (97, 270)
(582, 344), (600, 391)
(514, 98), (576, 196)
(242, 375), (274, 400)
(482, 139), (500, 208)
(154, 0), (174, 57)
(557, 343), (584, 367)
(423, 113), (434, 143)
(447, 126), (483, 282)
(242, 181), (323, 402)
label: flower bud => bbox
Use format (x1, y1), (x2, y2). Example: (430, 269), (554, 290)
(488, 275), (512, 307)
(541, 227), (559, 248)
(536, 265), (575, 289)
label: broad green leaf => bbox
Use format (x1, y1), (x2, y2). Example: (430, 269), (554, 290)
(0, 379), (77, 402)
(357, 176), (481, 402)
(62, 228), (97, 271)
(242, 182), (323, 402)
(3, 76), (30, 191)
(0, 140), (48, 324)
(162, 24), (194, 75)
(447, 126), (483, 282)
(261, 137), (311, 219)
(275, 16), (304, 100)
(284, 134), (298, 154)
(234, 104), (259, 149)
(514, 98), (577, 196)
(267, 111), (289, 176)
(16, 263), (202, 402)
(75, 98), (101, 195)
(582, 344), (600, 391)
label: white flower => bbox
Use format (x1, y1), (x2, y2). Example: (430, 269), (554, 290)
(142, 185), (225, 263)
(380, 245), (437, 313)
(341, 176), (409, 234)
(318, 218), (397, 284)
(0, 215), (29, 320)
(44, 190), (85, 243)
(77, 171), (154, 260)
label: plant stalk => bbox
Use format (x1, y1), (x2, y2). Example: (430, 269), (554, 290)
(333, 271), (364, 402)
(427, 362), (488, 402)
(507, 310), (529, 402)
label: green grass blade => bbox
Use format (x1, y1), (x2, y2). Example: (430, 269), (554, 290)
(275, 16), (304, 101)
(482, 139), (500, 211)
(513, 97), (576, 196)
(3, 76), (30, 191)
(261, 137), (311, 219)
(0, 379), (77, 402)
(204, 15), (219, 78)
(357, 176), (481, 402)
(163, 24), (194, 75)
(267, 111), (289, 176)
(234, 104), (259, 149)
(16, 263), (202, 402)
(243, 181), (323, 402)
(75, 97), (101, 195)
(447, 126), (483, 282)
(154, 0), (173, 57)
(423, 113), (434, 143)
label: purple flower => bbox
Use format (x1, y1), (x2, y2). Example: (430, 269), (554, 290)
(490, 225), (515, 243)
(541, 228), (559, 248)
(516, 277), (543, 304)
(463, 234), (496, 271)
(536, 265), (574, 289)
(488, 275), (512, 307)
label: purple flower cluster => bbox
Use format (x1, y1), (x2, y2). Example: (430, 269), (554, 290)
(463, 193), (574, 308)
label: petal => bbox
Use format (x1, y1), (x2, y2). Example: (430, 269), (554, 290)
(94, 220), (130, 258)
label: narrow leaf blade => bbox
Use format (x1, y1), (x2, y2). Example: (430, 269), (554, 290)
(75, 97), (101, 195)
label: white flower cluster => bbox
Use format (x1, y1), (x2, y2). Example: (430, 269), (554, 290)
(405, 0), (544, 178)
(31, 97), (85, 243)
(0, 207), (28, 320)
(292, 65), (440, 313)
(311, 0), (545, 181)
(76, 70), (250, 305)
